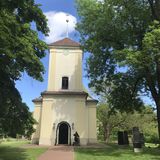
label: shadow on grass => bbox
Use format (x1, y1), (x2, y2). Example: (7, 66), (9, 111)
(142, 147), (160, 160)
(75, 144), (160, 160)
(0, 146), (28, 160)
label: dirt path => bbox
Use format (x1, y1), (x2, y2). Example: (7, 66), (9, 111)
(37, 145), (74, 160)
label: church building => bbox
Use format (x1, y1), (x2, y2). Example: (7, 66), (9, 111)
(32, 38), (97, 145)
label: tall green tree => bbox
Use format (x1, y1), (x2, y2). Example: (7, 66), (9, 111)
(0, 0), (49, 136)
(1, 101), (36, 138)
(76, 0), (160, 142)
(97, 103), (127, 142)
(97, 103), (158, 143)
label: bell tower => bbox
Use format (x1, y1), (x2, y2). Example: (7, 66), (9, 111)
(47, 38), (83, 92)
(32, 17), (97, 146)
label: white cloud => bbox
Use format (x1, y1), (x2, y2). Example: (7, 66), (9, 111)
(44, 11), (77, 44)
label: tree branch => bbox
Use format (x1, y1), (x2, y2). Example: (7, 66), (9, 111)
(145, 68), (158, 102)
(155, 60), (160, 95)
(155, 0), (160, 21)
(148, 0), (160, 21)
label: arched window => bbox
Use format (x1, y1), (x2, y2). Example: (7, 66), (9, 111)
(62, 77), (68, 89)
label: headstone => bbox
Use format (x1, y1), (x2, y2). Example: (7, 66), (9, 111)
(118, 131), (129, 145)
(140, 133), (145, 146)
(132, 127), (143, 152)
(118, 131), (124, 145)
(123, 131), (129, 145)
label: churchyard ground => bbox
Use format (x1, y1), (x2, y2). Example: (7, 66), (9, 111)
(0, 140), (47, 160)
(75, 144), (160, 160)
(0, 140), (160, 160)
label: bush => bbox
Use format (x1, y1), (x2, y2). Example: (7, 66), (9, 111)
(0, 139), (3, 144)
(6, 137), (17, 142)
(145, 134), (159, 144)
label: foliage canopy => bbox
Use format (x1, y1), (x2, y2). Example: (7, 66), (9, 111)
(76, 0), (160, 141)
(97, 103), (158, 143)
(0, 0), (49, 137)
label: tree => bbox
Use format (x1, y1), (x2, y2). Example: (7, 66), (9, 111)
(0, 0), (49, 136)
(97, 103), (158, 143)
(97, 103), (127, 142)
(1, 102), (36, 138)
(0, 0), (49, 82)
(76, 0), (160, 142)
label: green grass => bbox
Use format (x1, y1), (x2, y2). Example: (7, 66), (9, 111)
(75, 144), (160, 160)
(0, 141), (47, 160)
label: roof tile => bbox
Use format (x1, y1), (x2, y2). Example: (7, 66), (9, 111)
(49, 38), (80, 47)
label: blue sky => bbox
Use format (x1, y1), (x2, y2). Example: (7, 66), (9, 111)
(15, 0), (92, 111)
(36, 0), (77, 15)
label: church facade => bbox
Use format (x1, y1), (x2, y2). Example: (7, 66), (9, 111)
(32, 38), (97, 145)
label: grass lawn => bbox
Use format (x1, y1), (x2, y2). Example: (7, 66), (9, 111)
(0, 141), (47, 160)
(75, 144), (160, 160)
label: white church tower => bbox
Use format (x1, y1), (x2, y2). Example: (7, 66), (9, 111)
(32, 37), (97, 145)
(47, 38), (83, 92)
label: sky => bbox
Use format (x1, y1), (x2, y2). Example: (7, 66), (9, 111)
(15, 0), (154, 112)
(15, 0), (91, 112)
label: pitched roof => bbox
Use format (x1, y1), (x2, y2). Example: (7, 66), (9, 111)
(48, 38), (80, 47)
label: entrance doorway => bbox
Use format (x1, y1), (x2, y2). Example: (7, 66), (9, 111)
(56, 122), (71, 145)
(59, 123), (68, 144)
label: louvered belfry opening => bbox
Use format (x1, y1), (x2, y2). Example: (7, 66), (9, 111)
(62, 77), (68, 89)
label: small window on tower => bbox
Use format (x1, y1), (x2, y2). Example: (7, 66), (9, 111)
(62, 77), (68, 89)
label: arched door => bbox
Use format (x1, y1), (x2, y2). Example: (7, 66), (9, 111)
(59, 123), (68, 144)
(55, 121), (71, 145)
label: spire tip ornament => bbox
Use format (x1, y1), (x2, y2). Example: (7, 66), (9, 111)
(66, 14), (69, 38)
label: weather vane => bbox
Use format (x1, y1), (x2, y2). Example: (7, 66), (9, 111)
(66, 14), (69, 38)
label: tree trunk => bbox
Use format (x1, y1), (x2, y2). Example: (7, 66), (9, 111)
(104, 125), (111, 143)
(145, 69), (160, 144)
(149, 88), (160, 143)
(155, 100), (160, 144)
(147, 93), (160, 144)
(148, 0), (160, 21)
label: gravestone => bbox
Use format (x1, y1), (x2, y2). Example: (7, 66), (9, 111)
(132, 127), (143, 152)
(140, 133), (145, 146)
(123, 131), (129, 145)
(118, 131), (129, 145)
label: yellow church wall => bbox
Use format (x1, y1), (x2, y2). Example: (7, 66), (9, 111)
(75, 52), (83, 91)
(32, 102), (42, 144)
(74, 98), (88, 145)
(47, 50), (56, 91)
(87, 102), (97, 143)
(51, 96), (76, 145)
(47, 48), (83, 91)
(39, 98), (54, 145)
(39, 95), (89, 145)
